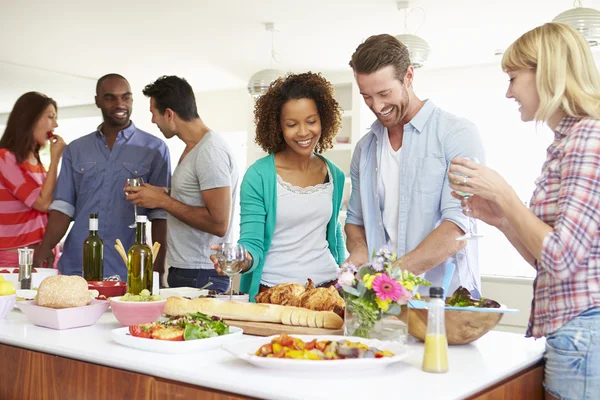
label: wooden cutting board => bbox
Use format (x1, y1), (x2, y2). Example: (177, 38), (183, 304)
(224, 320), (344, 337)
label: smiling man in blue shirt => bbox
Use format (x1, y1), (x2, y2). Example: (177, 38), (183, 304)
(345, 34), (485, 297)
(34, 74), (171, 283)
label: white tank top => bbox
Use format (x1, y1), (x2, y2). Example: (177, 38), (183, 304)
(260, 168), (338, 286)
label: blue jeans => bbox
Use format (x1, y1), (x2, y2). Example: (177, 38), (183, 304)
(543, 306), (600, 400)
(167, 267), (230, 293)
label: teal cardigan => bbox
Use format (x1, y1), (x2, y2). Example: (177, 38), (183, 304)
(238, 154), (347, 301)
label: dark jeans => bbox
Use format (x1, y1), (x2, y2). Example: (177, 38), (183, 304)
(167, 267), (230, 293)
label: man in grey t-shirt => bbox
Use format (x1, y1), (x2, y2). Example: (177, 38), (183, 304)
(125, 76), (239, 291)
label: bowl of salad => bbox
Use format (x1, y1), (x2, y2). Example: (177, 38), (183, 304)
(109, 290), (166, 326)
(407, 287), (507, 345)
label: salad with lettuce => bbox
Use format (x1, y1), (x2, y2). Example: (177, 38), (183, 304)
(128, 312), (230, 341)
(446, 287), (501, 309)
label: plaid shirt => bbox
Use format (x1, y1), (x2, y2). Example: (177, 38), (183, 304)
(527, 116), (600, 338)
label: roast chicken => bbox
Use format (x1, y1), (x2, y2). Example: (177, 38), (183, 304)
(255, 279), (345, 317)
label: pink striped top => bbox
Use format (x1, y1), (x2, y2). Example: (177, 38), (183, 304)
(0, 149), (48, 250)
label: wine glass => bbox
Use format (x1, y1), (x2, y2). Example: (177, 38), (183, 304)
(217, 243), (246, 301)
(452, 157), (483, 241)
(124, 177), (144, 228)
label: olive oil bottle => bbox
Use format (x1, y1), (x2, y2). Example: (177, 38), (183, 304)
(82, 213), (104, 281)
(127, 215), (153, 295)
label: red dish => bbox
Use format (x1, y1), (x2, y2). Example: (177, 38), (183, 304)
(87, 281), (127, 299)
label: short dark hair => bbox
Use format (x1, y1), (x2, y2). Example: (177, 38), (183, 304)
(142, 76), (199, 121)
(254, 72), (342, 154)
(349, 34), (411, 82)
(0, 92), (57, 164)
(96, 73), (127, 94)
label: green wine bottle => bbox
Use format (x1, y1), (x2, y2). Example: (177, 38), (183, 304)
(82, 213), (104, 281)
(127, 215), (153, 295)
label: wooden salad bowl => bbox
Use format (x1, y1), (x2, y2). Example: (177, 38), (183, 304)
(404, 304), (503, 345)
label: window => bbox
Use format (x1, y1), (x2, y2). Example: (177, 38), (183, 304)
(416, 64), (554, 278)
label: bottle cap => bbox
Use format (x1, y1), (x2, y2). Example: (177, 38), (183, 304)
(136, 215), (148, 223)
(89, 213), (98, 219)
(429, 286), (444, 299)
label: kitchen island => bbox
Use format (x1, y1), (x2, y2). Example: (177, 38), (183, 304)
(0, 310), (545, 400)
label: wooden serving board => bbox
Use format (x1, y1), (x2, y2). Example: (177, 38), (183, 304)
(224, 320), (343, 337)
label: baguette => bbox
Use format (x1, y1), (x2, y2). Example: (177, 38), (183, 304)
(164, 297), (343, 329)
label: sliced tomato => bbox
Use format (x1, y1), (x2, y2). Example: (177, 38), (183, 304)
(0, 269), (9, 274)
(151, 327), (184, 341)
(129, 325), (153, 339)
(31, 268), (37, 273)
(12, 268), (19, 274)
(304, 339), (317, 351)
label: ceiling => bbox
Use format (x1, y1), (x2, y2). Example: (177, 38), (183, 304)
(1, 0), (599, 113)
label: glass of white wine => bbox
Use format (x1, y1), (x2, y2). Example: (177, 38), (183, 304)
(217, 243), (247, 302)
(124, 177), (144, 228)
(453, 157), (483, 241)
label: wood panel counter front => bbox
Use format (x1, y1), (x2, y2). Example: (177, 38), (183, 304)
(0, 311), (545, 400)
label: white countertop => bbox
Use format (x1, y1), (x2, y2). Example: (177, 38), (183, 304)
(0, 309), (545, 400)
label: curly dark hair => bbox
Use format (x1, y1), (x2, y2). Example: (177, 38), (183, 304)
(254, 72), (342, 154)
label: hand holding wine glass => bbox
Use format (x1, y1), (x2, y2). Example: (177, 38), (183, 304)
(449, 157), (483, 241)
(124, 177), (144, 228)
(216, 243), (246, 302)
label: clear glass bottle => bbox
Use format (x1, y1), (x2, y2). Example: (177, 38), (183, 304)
(83, 213), (104, 281)
(127, 215), (153, 295)
(422, 286), (449, 373)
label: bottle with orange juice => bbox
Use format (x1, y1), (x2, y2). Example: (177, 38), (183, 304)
(422, 286), (449, 373)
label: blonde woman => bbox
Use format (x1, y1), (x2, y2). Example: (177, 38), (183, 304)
(448, 23), (600, 399)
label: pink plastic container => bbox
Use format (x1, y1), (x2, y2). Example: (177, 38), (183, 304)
(18, 299), (109, 329)
(109, 296), (166, 326)
(0, 294), (16, 318)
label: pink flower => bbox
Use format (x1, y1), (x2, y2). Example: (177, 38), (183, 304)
(372, 274), (402, 302)
(395, 285), (412, 304)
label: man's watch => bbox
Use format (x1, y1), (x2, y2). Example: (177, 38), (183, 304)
(163, 187), (171, 196)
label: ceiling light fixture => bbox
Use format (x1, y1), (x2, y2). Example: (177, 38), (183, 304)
(395, 0), (431, 68)
(552, 0), (600, 47)
(247, 22), (285, 97)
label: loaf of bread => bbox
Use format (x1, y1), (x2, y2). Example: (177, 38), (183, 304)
(165, 297), (343, 329)
(36, 275), (91, 309)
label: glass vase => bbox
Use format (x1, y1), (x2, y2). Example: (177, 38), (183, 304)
(344, 307), (408, 344)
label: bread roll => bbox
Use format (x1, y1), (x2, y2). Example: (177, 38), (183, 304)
(36, 275), (91, 309)
(164, 297), (343, 329)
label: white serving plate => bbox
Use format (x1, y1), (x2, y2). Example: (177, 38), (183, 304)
(223, 334), (415, 373)
(111, 326), (244, 354)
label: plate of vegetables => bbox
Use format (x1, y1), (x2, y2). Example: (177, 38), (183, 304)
(111, 312), (243, 354)
(222, 333), (414, 372)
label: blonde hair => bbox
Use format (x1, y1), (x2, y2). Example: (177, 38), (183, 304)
(501, 22), (600, 122)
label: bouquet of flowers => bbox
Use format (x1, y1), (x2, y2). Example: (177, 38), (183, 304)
(337, 246), (431, 338)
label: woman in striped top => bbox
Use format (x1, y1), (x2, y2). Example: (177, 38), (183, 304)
(0, 92), (66, 267)
(448, 23), (600, 400)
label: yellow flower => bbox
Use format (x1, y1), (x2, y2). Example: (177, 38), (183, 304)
(403, 281), (414, 291)
(364, 274), (376, 290)
(415, 292), (421, 300)
(375, 297), (391, 312)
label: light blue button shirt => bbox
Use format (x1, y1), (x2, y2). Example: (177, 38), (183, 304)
(49, 122), (171, 280)
(346, 100), (485, 296)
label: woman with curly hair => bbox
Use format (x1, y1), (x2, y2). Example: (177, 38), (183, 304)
(211, 72), (346, 301)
